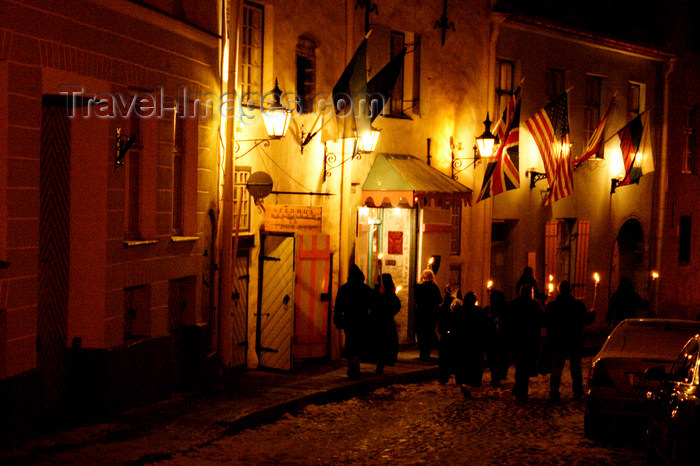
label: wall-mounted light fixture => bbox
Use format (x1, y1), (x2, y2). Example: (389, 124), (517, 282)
(115, 127), (137, 167)
(475, 113), (498, 159)
(236, 79), (291, 158)
(451, 114), (498, 180)
(357, 127), (380, 153)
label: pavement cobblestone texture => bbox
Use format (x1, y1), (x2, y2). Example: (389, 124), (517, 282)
(0, 349), (645, 465)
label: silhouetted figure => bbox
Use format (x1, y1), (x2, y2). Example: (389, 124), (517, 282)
(515, 266), (539, 298)
(502, 284), (544, 402)
(414, 269), (443, 360)
(544, 281), (595, 401)
(334, 264), (373, 379)
(369, 273), (401, 374)
(437, 285), (461, 385)
(452, 292), (489, 399)
(606, 277), (643, 327)
(485, 289), (509, 386)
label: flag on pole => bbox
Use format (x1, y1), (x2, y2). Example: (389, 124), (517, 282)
(367, 48), (406, 122)
(331, 37), (369, 140)
(610, 111), (653, 188)
(477, 85), (522, 202)
(575, 96), (615, 165)
(525, 92), (573, 204)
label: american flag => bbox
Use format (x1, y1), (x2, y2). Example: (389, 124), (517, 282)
(525, 92), (573, 204)
(477, 85), (521, 202)
(574, 96), (615, 165)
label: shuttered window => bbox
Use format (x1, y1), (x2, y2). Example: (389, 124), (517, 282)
(573, 220), (590, 299)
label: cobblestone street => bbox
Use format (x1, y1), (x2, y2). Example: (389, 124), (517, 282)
(163, 358), (645, 465)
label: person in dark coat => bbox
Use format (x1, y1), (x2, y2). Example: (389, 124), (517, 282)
(437, 285), (461, 385)
(369, 273), (401, 374)
(606, 277), (643, 327)
(334, 264), (373, 378)
(484, 289), (509, 387)
(413, 269), (443, 361)
(544, 280), (595, 401)
(452, 292), (489, 399)
(502, 283), (544, 402)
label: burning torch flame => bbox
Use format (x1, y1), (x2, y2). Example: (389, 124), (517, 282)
(548, 275), (554, 283)
(378, 253), (384, 260)
(594, 272), (600, 284)
(487, 280), (493, 290)
(428, 257), (434, 265)
(395, 286), (402, 293)
(548, 283), (554, 294)
(651, 271), (659, 280)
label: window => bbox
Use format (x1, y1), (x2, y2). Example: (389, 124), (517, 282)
(670, 340), (699, 384)
(239, 2), (263, 106)
(545, 68), (565, 103)
(448, 264), (461, 293)
(450, 203), (461, 255)
(126, 108), (142, 239)
(296, 36), (317, 114)
(234, 169), (251, 232)
(628, 82), (645, 119)
(172, 107), (185, 235)
(495, 59), (514, 119)
(412, 35), (421, 114)
(389, 31), (405, 116)
(584, 75), (602, 157)
(124, 285), (150, 341)
(680, 215), (691, 264)
(683, 106), (697, 174)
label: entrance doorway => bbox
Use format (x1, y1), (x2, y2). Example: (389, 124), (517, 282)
(611, 218), (646, 296)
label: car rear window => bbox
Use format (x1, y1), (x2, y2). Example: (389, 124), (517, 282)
(605, 323), (700, 359)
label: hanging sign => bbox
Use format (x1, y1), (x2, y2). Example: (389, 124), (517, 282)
(265, 205), (322, 233)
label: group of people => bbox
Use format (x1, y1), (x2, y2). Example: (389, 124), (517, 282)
(417, 266), (596, 401)
(336, 263), (649, 403)
(333, 264), (401, 378)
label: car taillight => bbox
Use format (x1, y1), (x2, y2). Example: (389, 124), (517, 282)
(589, 361), (614, 387)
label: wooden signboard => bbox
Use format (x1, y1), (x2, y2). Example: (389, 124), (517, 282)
(265, 205), (322, 233)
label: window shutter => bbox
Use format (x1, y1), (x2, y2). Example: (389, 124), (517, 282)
(544, 220), (559, 286)
(573, 220), (590, 300)
(693, 105), (700, 174)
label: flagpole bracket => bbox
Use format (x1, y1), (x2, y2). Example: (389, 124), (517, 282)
(611, 178), (619, 194)
(528, 170), (547, 189)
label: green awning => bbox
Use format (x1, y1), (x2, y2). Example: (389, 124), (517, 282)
(362, 153), (471, 207)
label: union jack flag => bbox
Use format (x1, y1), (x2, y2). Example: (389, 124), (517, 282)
(477, 85), (522, 202)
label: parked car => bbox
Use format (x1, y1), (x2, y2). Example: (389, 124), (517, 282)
(584, 319), (700, 439)
(645, 334), (700, 465)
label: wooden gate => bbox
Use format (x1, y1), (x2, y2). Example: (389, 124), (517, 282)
(38, 98), (71, 410)
(257, 234), (295, 370)
(231, 253), (249, 368)
(294, 234), (331, 360)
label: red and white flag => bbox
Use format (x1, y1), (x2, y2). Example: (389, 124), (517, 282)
(575, 96), (615, 165)
(525, 92), (573, 204)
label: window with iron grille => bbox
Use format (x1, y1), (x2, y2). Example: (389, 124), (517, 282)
(240, 2), (263, 106)
(296, 36), (317, 114)
(389, 31), (405, 116)
(545, 68), (565, 103)
(680, 216), (692, 264)
(234, 169), (251, 232)
(450, 203), (461, 255)
(172, 106), (185, 235)
(126, 106), (142, 240)
(683, 106), (696, 174)
(124, 285), (150, 341)
(495, 59), (514, 119)
(584, 75), (601, 157)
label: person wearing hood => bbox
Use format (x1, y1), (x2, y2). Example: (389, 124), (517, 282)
(334, 264), (373, 378)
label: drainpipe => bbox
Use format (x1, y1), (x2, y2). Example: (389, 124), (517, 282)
(654, 57), (675, 315)
(218, 0), (242, 369)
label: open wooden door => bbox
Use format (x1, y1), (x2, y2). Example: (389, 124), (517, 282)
(257, 233), (295, 370)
